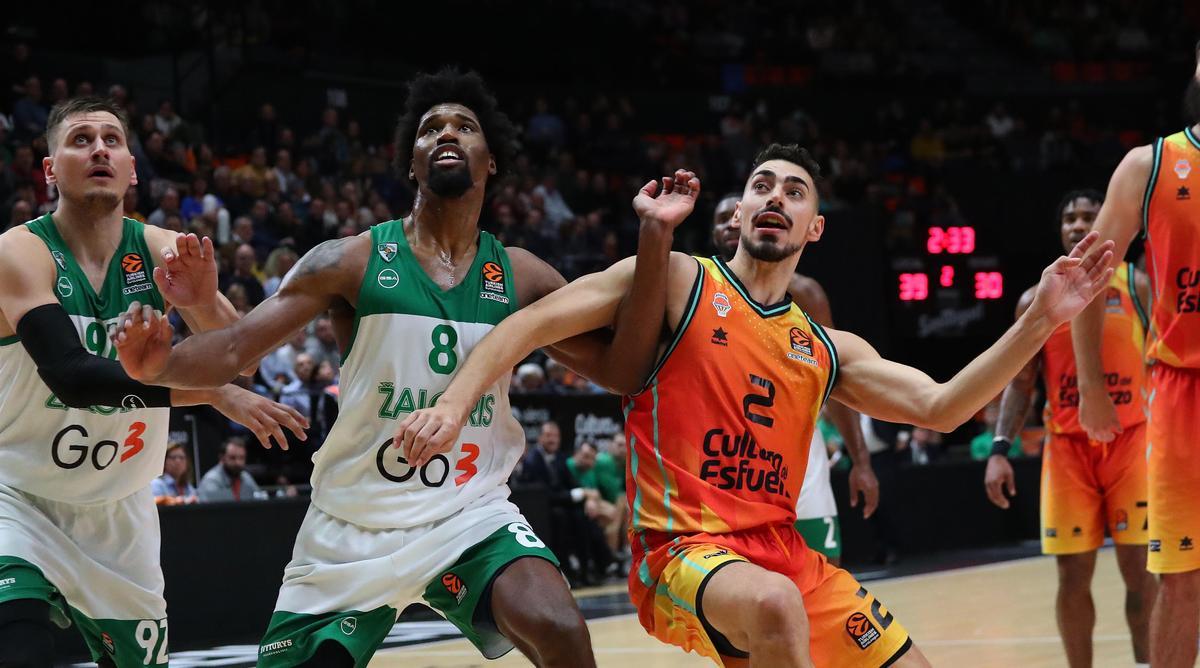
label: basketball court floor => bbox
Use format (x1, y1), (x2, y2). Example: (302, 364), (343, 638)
(155, 546), (1140, 667)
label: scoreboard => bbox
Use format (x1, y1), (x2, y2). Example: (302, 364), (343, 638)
(889, 225), (1010, 340)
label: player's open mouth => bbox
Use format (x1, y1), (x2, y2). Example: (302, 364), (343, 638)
(752, 211), (790, 230)
(432, 146), (466, 167)
(87, 165), (115, 179)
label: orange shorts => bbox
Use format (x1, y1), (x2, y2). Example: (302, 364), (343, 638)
(1147, 364), (1200, 574)
(629, 525), (911, 667)
(1040, 422), (1148, 554)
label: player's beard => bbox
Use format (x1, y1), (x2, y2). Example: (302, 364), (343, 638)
(1184, 76), (1200, 127)
(62, 187), (122, 216)
(742, 232), (803, 263)
(428, 159), (474, 198)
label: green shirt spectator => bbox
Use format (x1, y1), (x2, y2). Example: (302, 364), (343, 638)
(970, 431), (1022, 461)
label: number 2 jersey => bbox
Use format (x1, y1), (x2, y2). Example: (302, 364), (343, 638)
(1041, 262), (1149, 435)
(0, 215), (169, 505)
(310, 219), (526, 529)
(622, 256), (838, 553)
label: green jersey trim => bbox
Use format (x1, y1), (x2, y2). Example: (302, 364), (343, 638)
(0, 335), (19, 346)
(804, 312), (840, 408)
(1186, 126), (1200, 152)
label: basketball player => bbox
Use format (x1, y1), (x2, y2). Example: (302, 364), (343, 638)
(1073, 43), (1200, 668)
(392, 143), (1115, 666)
(715, 194), (878, 564)
(111, 70), (685, 667)
(0, 98), (308, 667)
(984, 189), (1156, 667)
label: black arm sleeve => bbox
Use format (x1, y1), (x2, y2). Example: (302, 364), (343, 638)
(16, 303), (172, 409)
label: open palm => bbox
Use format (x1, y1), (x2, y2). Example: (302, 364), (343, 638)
(632, 168), (701, 230)
(1030, 231), (1116, 325)
(154, 233), (218, 309)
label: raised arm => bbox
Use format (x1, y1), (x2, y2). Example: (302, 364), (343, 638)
(984, 287), (1039, 509)
(518, 169), (699, 394)
(833, 232), (1114, 433)
(1071, 145), (1152, 442)
(113, 235), (366, 388)
(789, 274), (878, 517)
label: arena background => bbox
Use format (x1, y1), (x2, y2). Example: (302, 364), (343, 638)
(2, 1), (1199, 665)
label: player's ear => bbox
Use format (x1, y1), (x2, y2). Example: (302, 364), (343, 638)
(43, 156), (56, 185)
(408, 161), (415, 181)
(488, 154), (497, 176)
(806, 215), (825, 242)
(731, 202), (743, 229)
(129, 155), (138, 186)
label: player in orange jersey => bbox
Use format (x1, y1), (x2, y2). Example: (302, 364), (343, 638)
(391, 143), (1112, 667)
(715, 193), (879, 565)
(1073, 42), (1200, 668)
(985, 189), (1157, 667)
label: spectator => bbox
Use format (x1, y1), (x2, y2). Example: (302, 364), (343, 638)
(197, 438), (262, 502)
(511, 362), (546, 393)
(48, 78), (68, 106)
(260, 328), (307, 394)
(969, 400), (1023, 461)
(12, 76), (47, 141)
(220, 243), (267, 305)
(305, 316), (340, 370)
(7, 199), (33, 231)
(234, 146), (271, 199)
(273, 149), (300, 195)
(147, 187), (181, 228)
(154, 99), (183, 138)
(566, 441), (626, 560)
(531, 172), (575, 229)
(151, 443), (198, 505)
(262, 246), (299, 297)
(123, 186), (145, 223)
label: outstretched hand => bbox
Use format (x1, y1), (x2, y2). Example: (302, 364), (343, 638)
(1028, 231), (1115, 326)
(111, 301), (173, 382)
(632, 168), (701, 230)
(154, 233), (219, 309)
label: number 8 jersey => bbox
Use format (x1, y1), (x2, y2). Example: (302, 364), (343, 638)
(0, 215), (169, 504)
(311, 219), (525, 529)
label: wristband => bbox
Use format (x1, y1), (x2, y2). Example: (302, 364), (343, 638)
(990, 438), (1012, 458)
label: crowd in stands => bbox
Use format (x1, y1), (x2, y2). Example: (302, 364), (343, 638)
(0, 5), (1194, 510)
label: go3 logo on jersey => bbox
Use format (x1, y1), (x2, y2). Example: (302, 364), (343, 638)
(51, 422), (147, 470)
(375, 439), (480, 487)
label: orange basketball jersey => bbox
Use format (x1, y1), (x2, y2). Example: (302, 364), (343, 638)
(1143, 128), (1200, 368)
(1042, 262), (1148, 434)
(622, 256), (837, 551)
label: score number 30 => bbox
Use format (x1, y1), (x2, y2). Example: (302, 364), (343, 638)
(898, 271), (1003, 301)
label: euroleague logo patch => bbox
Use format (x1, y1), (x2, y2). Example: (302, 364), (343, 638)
(121, 253), (154, 295)
(442, 572), (470, 604)
(846, 612), (881, 650)
(787, 326), (818, 365)
(479, 261), (509, 304)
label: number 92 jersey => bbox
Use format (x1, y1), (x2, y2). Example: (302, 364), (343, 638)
(0, 216), (169, 505)
(310, 220), (526, 530)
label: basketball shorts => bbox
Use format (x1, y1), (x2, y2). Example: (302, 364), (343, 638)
(794, 516), (842, 561)
(1147, 364), (1200, 574)
(0, 483), (168, 666)
(257, 487), (558, 667)
(630, 525), (911, 667)
(1040, 422), (1148, 555)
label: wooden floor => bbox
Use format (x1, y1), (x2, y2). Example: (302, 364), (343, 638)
(373, 549), (1141, 667)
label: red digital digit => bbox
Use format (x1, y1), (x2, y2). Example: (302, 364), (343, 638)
(454, 442), (480, 486)
(927, 227), (944, 254)
(974, 272), (1004, 299)
(899, 273), (929, 301)
(939, 266), (954, 287)
(961, 226), (976, 253)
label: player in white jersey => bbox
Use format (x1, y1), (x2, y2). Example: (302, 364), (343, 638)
(713, 193), (876, 563)
(0, 97), (307, 667)
(112, 70), (693, 667)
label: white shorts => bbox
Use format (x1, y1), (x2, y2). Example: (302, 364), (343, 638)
(0, 483), (167, 665)
(274, 485), (529, 617)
